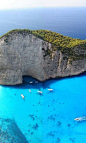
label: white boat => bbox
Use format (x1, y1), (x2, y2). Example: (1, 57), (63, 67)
(38, 91), (42, 94)
(21, 94), (25, 99)
(29, 89), (31, 92)
(30, 81), (33, 84)
(48, 89), (53, 91)
(74, 116), (86, 121)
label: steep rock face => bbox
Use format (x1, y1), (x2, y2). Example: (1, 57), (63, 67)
(43, 48), (86, 80)
(0, 33), (86, 85)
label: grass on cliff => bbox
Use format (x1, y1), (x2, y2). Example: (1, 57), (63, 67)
(0, 29), (86, 61)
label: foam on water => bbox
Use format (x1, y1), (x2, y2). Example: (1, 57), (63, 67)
(0, 73), (86, 143)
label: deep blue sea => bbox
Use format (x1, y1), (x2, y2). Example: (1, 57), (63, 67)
(0, 7), (86, 143)
(0, 7), (86, 39)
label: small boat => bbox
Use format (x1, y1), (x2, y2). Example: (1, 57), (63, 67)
(30, 81), (33, 84)
(48, 89), (53, 91)
(29, 89), (31, 93)
(21, 94), (25, 99)
(38, 91), (42, 94)
(74, 116), (86, 121)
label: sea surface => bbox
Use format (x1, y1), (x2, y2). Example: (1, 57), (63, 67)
(0, 7), (86, 39)
(0, 7), (86, 143)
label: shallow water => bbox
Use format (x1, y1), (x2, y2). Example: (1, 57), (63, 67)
(0, 73), (86, 143)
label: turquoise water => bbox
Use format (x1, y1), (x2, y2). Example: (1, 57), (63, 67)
(0, 73), (86, 143)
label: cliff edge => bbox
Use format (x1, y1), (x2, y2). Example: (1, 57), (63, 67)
(0, 29), (86, 85)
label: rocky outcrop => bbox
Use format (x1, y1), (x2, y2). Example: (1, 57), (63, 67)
(0, 32), (86, 85)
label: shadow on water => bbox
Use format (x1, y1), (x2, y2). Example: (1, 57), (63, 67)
(2, 71), (86, 89)
(0, 117), (28, 143)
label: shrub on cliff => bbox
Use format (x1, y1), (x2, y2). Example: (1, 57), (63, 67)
(0, 29), (86, 61)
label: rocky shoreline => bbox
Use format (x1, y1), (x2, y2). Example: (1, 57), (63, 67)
(0, 30), (86, 85)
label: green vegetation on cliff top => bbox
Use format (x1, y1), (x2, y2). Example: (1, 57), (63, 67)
(0, 29), (86, 61)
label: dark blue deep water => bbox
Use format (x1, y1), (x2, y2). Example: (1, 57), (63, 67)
(0, 7), (86, 39)
(0, 7), (86, 143)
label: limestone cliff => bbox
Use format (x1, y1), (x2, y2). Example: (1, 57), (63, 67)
(0, 30), (86, 85)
